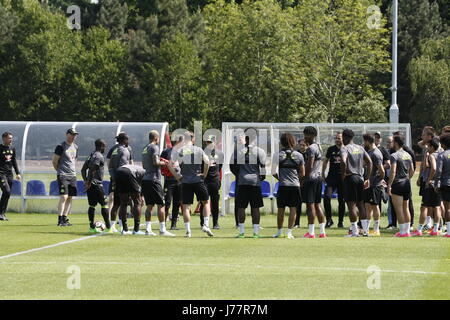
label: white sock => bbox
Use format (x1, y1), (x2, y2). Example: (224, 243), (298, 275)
(374, 220), (380, 232)
(319, 223), (325, 235)
(118, 219), (123, 228)
(146, 221), (152, 232)
(351, 222), (358, 235)
(185, 222), (191, 233)
(276, 228), (282, 236)
(253, 224), (260, 235)
(446, 222), (450, 233)
(203, 216), (210, 228)
(159, 222), (166, 233)
(239, 223), (245, 234)
(434, 223), (439, 232)
(418, 224), (424, 232)
(287, 228), (292, 235)
(405, 222), (411, 232)
(425, 216), (432, 227)
(367, 219), (372, 230)
(401, 223), (408, 235)
(361, 219), (369, 233)
(308, 224), (315, 235)
(111, 220), (116, 227)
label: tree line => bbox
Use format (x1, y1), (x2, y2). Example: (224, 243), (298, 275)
(0, 0), (448, 135)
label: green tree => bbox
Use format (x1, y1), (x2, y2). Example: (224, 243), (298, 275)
(296, 0), (390, 123)
(394, 0), (445, 124)
(203, 0), (389, 125)
(203, 0), (310, 125)
(70, 27), (129, 121)
(409, 36), (450, 130)
(125, 0), (205, 128)
(98, 0), (128, 39)
(0, 1), (18, 47)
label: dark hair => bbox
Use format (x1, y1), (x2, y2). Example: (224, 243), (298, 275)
(116, 132), (128, 143)
(2, 132), (12, 138)
(244, 127), (257, 145)
(95, 139), (106, 149)
(441, 126), (450, 134)
(428, 137), (440, 151)
(393, 134), (405, 147)
(363, 133), (375, 144)
(439, 133), (450, 148)
(342, 129), (355, 139)
(303, 126), (317, 137)
(422, 126), (435, 137)
(280, 133), (296, 149)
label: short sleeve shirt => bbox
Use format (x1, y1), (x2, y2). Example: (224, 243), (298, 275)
(55, 141), (78, 177)
(275, 149), (304, 187)
(367, 147), (383, 186)
(172, 145), (207, 184)
(305, 143), (322, 181)
(340, 144), (368, 178)
(390, 149), (413, 184)
(142, 143), (161, 181)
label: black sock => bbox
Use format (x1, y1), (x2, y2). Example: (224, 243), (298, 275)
(101, 208), (111, 229)
(134, 218), (140, 232)
(58, 216), (62, 224)
(88, 207), (95, 229)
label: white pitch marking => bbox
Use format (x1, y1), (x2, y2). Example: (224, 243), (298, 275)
(0, 234), (103, 260)
(0, 261), (447, 276)
(0, 221), (161, 260)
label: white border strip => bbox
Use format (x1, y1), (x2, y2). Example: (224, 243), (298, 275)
(0, 261), (446, 276)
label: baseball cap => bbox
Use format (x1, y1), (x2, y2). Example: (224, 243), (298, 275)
(374, 131), (381, 137)
(66, 128), (78, 135)
(206, 136), (215, 143)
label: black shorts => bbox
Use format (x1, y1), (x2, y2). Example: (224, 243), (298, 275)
(440, 186), (450, 202)
(109, 177), (114, 194)
(391, 180), (412, 200)
(87, 184), (107, 207)
(364, 185), (382, 205)
(418, 177), (425, 197)
(325, 177), (341, 188)
(57, 175), (77, 196)
(343, 175), (364, 202)
(277, 186), (301, 208)
(115, 168), (141, 194)
(181, 182), (209, 205)
(422, 186), (441, 207)
(302, 179), (322, 204)
(236, 185), (264, 208)
(142, 180), (165, 206)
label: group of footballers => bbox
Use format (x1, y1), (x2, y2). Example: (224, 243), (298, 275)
(0, 124), (449, 239)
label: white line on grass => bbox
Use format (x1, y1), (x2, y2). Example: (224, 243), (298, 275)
(0, 234), (103, 260)
(0, 222), (159, 260)
(0, 261), (447, 276)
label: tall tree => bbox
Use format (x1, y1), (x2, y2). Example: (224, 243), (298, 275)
(394, 0), (444, 124)
(296, 0), (390, 123)
(125, 0), (205, 128)
(409, 36), (450, 130)
(98, 0), (128, 39)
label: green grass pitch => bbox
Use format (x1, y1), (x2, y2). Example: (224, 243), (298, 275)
(0, 211), (449, 300)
